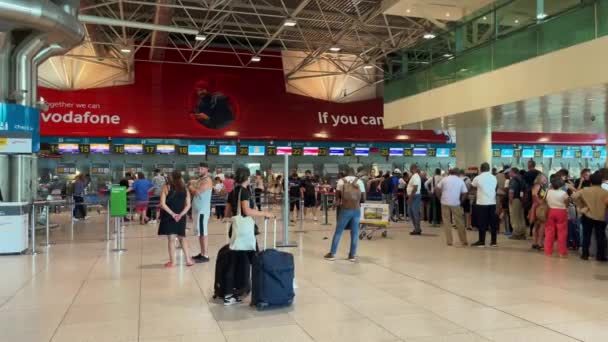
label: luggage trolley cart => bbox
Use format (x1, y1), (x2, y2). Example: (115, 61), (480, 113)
(359, 201), (390, 240)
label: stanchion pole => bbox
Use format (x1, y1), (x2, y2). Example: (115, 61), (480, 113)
(113, 217), (127, 252)
(41, 204), (52, 247)
(277, 154), (297, 247)
(295, 197), (305, 233)
(28, 204), (38, 255)
(322, 194), (330, 226)
(106, 199), (111, 241)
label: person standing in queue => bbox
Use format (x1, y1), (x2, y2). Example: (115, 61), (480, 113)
(544, 174), (571, 258)
(158, 170), (194, 267)
(288, 171), (301, 223)
(508, 167), (527, 240)
(408, 164), (423, 235)
(72, 173), (87, 221)
(301, 170), (318, 222)
(131, 172), (154, 225)
(148, 169), (166, 224)
(324, 168), (366, 262)
(189, 163), (213, 263)
(572, 172), (608, 261)
(471, 163), (498, 247)
(254, 170), (264, 211)
(436, 168), (469, 246)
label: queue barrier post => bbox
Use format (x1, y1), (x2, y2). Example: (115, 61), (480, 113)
(41, 204), (52, 247)
(27, 204), (38, 255)
(321, 193), (331, 226)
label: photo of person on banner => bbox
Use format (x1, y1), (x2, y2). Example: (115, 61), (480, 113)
(189, 79), (237, 130)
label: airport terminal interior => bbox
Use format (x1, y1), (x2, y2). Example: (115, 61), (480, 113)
(3, 0), (608, 341)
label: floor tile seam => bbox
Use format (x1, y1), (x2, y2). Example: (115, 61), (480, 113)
(366, 257), (586, 342)
(187, 252), (228, 342)
(47, 247), (106, 342)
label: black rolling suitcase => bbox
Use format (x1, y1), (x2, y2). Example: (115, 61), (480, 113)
(251, 218), (295, 310)
(213, 244), (251, 299)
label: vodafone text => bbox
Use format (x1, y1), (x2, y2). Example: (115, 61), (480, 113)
(317, 111), (383, 127)
(41, 111), (120, 125)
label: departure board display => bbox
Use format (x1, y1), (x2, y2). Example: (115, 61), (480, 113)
(156, 144), (175, 154)
(91, 143), (110, 154)
(277, 146), (292, 155)
(125, 144), (143, 154)
(501, 149), (514, 158)
(58, 143), (79, 154)
(248, 146), (265, 156)
(303, 147), (319, 156)
(188, 145), (206, 155)
(219, 145), (237, 156)
(413, 147), (427, 156)
(389, 148), (403, 156)
(354, 147), (369, 156)
(542, 149), (555, 158)
(329, 147), (344, 156)
(436, 148), (450, 158)
(562, 149), (575, 159)
(522, 149), (534, 158)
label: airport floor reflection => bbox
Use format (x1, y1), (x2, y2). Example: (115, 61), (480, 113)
(2, 211), (608, 342)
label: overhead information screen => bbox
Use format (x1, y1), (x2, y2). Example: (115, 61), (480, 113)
(582, 149), (593, 159)
(521, 149), (534, 159)
(354, 147), (369, 156)
(501, 149), (514, 158)
(58, 143), (79, 154)
(219, 145), (237, 156)
(248, 146), (265, 156)
(436, 148), (450, 158)
(413, 148), (427, 156)
(125, 144), (143, 154)
(303, 147), (319, 156)
(542, 149), (555, 158)
(329, 147), (344, 156)
(157, 144), (175, 154)
(188, 145), (206, 155)
(90, 143), (110, 154)
(389, 148), (403, 156)
(277, 146), (292, 155)
(562, 149), (575, 159)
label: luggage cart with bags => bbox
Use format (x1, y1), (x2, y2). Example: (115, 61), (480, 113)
(359, 201), (390, 240)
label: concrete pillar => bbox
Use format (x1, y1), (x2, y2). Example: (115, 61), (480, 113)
(455, 110), (493, 170)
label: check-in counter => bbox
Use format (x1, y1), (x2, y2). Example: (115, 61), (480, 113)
(0, 202), (29, 254)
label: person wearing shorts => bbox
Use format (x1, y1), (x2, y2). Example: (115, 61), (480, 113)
(189, 163), (213, 263)
(288, 172), (301, 222)
(130, 172), (154, 225)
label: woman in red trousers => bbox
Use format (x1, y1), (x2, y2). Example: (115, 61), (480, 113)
(544, 175), (571, 257)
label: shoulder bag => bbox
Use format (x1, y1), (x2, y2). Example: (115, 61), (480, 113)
(229, 189), (257, 251)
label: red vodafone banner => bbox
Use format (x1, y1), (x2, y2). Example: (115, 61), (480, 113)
(39, 62), (447, 143)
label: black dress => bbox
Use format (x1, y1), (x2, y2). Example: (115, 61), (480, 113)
(158, 188), (187, 237)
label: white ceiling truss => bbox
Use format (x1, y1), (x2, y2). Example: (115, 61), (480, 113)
(73, 0), (444, 87)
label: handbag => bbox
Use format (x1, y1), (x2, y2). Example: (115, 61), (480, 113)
(229, 188), (257, 251)
(534, 190), (548, 223)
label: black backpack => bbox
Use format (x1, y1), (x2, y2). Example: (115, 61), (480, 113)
(380, 178), (391, 195)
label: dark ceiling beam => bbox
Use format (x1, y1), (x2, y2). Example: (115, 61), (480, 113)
(149, 0), (175, 60)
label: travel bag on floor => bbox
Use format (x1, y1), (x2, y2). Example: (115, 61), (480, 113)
(213, 244), (251, 299)
(251, 218), (295, 310)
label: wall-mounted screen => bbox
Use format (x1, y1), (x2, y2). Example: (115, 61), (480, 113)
(354, 147), (369, 156)
(389, 148), (403, 156)
(219, 145), (237, 155)
(188, 145), (206, 155)
(562, 149), (575, 159)
(277, 146), (292, 155)
(413, 147), (427, 157)
(303, 147), (319, 156)
(58, 143), (79, 154)
(90, 143), (110, 154)
(329, 147), (344, 156)
(522, 149), (535, 158)
(581, 149), (593, 158)
(248, 146), (265, 156)
(501, 149), (514, 158)
(542, 149), (555, 158)
(156, 144), (175, 154)
(125, 144), (143, 154)
(436, 148), (450, 158)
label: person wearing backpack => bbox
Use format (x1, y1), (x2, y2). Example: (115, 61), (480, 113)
(324, 168), (366, 262)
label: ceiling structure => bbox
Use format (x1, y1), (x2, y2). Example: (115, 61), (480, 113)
(401, 84), (608, 136)
(39, 0), (497, 95)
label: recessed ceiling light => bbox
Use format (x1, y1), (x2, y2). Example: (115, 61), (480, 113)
(514, 19), (519, 24)
(195, 34), (207, 41)
(251, 56), (261, 62)
(406, 8), (411, 13)
(125, 127), (138, 134)
(363, 64), (374, 69)
(445, 13), (450, 17)
(538, 137), (549, 142)
(423, 33), (436, 39)
(314, 132), (328, 138)
(443, 53), (453, 58)
(283, 18), (297, 27)
(120, 48), (131, 53)
(396, 135), (409, 140)
(224, 131), (238, 136)
(329, 46), (341, 52)
(536, 13), (547, 19)
(482, 16), (487, 20)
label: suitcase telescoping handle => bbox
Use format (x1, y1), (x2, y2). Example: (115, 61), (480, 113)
(263, 217), (278, 250)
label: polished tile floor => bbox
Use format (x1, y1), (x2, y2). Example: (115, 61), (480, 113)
(2, 209), (608, 342)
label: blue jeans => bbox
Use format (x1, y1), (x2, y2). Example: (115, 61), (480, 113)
(408, 194), (422, 233)
(330, 208), (361, 257)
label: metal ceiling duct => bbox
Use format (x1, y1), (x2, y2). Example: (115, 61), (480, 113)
(31, 44), (66, 104)
(0, 32), (11, 101)
(11, 33), (46, 106)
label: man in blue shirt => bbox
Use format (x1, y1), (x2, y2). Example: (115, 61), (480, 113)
(130, 172), (154, 225)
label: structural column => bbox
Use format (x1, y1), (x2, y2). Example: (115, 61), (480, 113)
(455, 110), (493, 170)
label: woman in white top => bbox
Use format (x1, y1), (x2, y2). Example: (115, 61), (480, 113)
(544, 174), (570, 257)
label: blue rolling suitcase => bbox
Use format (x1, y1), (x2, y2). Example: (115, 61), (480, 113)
(251, 218), (295, 310)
